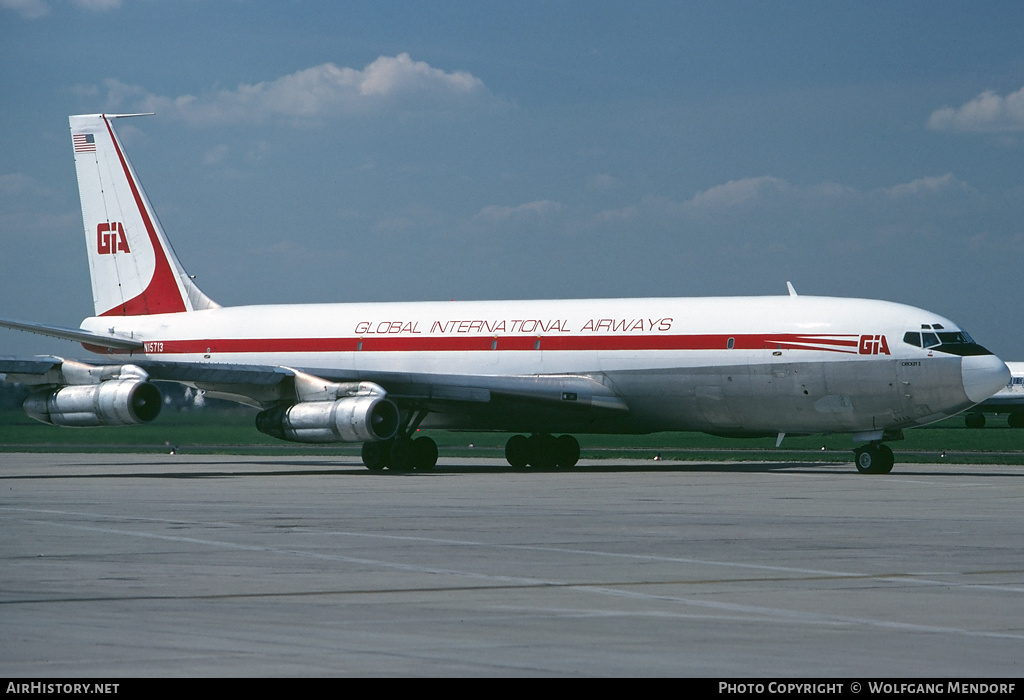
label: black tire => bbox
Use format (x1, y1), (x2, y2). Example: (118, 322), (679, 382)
(1008, 413), (1024, 429)
(505, 434), (529, 468)
(876, 444), (894, 474)
(965, 413), (986, 429)
(412, 436), (438, 471)
(361, 441), (388, 471)
(554, 435), (581, 469)
(855, 444), (894, 474)
(388, 437), (414, 472)
(855, 446), (876, 474)
(527, 433), (558, 470)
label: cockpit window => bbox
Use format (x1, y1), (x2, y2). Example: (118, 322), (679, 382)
(903, 332), (941, 347)
(938, 331), (973, 345)
(903, 329), (992, 356)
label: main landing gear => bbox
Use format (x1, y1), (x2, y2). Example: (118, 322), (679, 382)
(504, 433), (580, 470)
(853, 443), (894, 475)
(361, 435), (438, 472)
(360, 408), (438, 472)
(966, 412), (1024, 429)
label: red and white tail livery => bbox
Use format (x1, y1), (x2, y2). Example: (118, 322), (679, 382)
(0, 114), (1012, 474)
(70, 113), (218, 316)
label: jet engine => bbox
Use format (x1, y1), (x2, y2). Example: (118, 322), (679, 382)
(24, 379), (163, 427)
(255, 395), (400, 443)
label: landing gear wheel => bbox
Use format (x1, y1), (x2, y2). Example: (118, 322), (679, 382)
(506, 433), (581, 469)
(361, 441), (388, 471)
(554, 434), (580, 469)
(854, 444), (894, 474)
(854, 446), (874, 474)
(875, 445), (894, 474)
(411, 436), (438, 471)
(505, 434), (529, 469)
(527, 433), (558, 470)
(388, 437), (414, 472)
(965, 413), (986, 429)
(1009, 413), (1024, 429)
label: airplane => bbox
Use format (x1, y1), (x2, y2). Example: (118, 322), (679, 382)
(963, 362), (1024, 428)
(0, 113), (1012, 474)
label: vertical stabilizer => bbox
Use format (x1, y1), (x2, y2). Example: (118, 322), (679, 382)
(69, 114), (219, 317)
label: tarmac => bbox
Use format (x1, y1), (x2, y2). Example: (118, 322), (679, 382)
(1, 452), (1022, 677)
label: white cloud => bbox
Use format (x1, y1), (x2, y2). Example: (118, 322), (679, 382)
(676, 178), (857, 215)
(0, 172), (74, 236)
(2, 0), (120, 18)
(674, 174), (964, 215)
(72, 0), (119, 9)
(103, 54), (497, 126)
(0, 173), (51, 197)
(586, 173), (618, 191)
(591, 205), (637, 224)
(878, 173), (969, 199)
(373, 216), (418, 234)
(927, 86), (1024, 133)
(202, 144), (229, 166)
(475, 200), (563, 222)
(578, 173), (968, 241)
(359, 53), (482, 97)
(684, 176), (789, 209)
(1, 0), (50, 19)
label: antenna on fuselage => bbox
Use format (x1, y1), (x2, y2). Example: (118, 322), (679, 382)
(786, 281), (798, 297)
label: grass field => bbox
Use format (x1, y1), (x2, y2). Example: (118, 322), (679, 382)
(1, 407), (1021, 464)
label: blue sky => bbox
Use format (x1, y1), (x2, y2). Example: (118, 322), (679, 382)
(2, 1), (1023, 358)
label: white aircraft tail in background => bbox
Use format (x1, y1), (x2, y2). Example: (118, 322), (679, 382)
(963, 362), (1024, 428)
(0, 114), (1012, 474)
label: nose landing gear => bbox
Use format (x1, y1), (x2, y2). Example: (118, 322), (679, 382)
(853, 443), (894, 474)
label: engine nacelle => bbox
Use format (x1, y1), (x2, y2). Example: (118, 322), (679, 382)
(24, 379), (163, 427)
(255, 396), (400, 443)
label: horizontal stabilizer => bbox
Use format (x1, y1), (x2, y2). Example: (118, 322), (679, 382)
(0, 317), (144, 351)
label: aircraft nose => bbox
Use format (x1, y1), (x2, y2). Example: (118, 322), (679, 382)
(961, 354), (1011, 404)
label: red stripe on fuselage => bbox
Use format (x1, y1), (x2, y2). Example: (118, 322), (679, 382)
(92, 333), (863, 356)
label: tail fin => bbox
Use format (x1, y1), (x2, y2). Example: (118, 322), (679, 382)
(69, 114), (219, 317)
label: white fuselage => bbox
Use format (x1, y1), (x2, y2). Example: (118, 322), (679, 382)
(80, 294), (1006, 437)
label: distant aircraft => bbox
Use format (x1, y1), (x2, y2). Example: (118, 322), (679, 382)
(963, 362), (1024, 428)
(0, 114), (1011, 474)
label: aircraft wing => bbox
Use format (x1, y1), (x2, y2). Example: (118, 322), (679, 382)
(0, 317), (144, 351)
(142, 360), (630, 416)
(322, 368), (630, 412)
(1, 355), (629, 415)
(0, 356), (65, 376)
